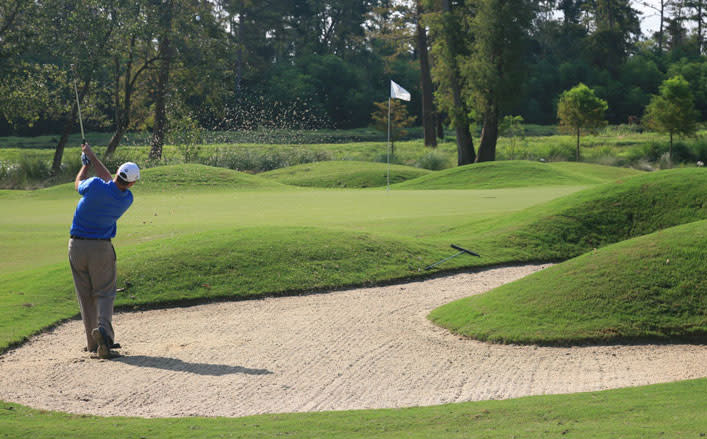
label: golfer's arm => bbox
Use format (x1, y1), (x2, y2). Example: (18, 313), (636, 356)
(84, 149), (112, 182)
(75, 165), (90, 191)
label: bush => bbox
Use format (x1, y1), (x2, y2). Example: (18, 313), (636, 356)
(415, 151), (451, 170)
(202, 147), (332, 173)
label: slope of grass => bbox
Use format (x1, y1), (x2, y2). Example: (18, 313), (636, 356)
(133, 163), (290, 191)
(0, 226), (446, 352)
(1, 379), (705, 438)
(14, 163), (289, 199)
(259, 160), (431, 188)
(430, 220), (707, 345)
(394, 160), (641, 190)
(440, 168), (707, 264)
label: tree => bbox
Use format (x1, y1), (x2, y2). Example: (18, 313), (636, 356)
(371, 99), (416, 157)
(643, 0), (674, 52)
(148, 0), (176, 161)
(415, 0), (437, 147)
(643, 75), (698, 160)
(42, 0), (116, 173)
(425, 0), (475, 165)
(464, 0), (536, 162)
(499, 115), (526, 160)
(557, 83), (608, 161)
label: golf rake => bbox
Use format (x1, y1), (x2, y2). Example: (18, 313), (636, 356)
(424, 244), (480, 270)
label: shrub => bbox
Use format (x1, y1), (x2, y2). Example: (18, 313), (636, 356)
(415, 151), (451, 170)
(202, 147), (332, 173)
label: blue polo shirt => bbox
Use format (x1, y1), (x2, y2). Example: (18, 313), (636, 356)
(70, 177), (133, 239)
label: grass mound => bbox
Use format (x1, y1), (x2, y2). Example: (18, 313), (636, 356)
(495, 168), (707, 260)
(0, 226), (442, 352)
(259, 160), (431, 188)
(430, 220), (707, 345)
(132, 164), (288, 192)
(25, 164), (288, 198)
(395, 160), (640, 190)
(439, 168), (707, 264)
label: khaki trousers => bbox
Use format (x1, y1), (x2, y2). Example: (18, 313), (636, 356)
(68, 238), (117, 351)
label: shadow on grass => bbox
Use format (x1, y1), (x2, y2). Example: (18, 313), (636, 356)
(114, 355), (273, 376)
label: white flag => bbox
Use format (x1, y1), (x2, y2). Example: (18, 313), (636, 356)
(390, 80), (411, 101)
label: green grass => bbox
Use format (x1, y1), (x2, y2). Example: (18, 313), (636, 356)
(430, 220), (707, 345)
(260, 160), (431, 187)
(0, 160), (705, 436)
(445, 168), (707, 262)
(394, 160), (641, 189)
(1, 379), (705, 438)
(2, 167), (704, 350)
(0, 179), (582, 275)
(130, 163), (289, 192)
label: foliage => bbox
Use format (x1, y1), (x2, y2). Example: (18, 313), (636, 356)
(643, 75), (699, 158)
(370, 99), (417, 146)
(499, 115), (526, 160)
(202, 147), (333, 173)
(557, 83), (608, 160)
(414, 150), (451, 170)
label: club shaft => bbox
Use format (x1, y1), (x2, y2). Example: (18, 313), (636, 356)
(71, 65), (85, 142)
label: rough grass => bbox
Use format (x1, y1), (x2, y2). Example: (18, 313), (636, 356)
(259, 160), (431, 188)
(394, 160), (641, 190)
(430, 220), (707, 345)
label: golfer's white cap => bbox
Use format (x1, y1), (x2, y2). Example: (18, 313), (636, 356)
(117, 162), (140, 183)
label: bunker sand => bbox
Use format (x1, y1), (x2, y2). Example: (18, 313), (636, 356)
(1, 264), (705, 418)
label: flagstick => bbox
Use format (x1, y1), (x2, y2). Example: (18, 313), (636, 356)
(387, 96), (391, 191)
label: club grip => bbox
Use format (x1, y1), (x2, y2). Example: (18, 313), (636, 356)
(451, 244), (480, 257)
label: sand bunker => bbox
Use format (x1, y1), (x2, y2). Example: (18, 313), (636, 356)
(1, 264), (705, 418)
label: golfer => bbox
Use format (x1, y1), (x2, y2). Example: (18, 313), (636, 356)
(68, 142), (139, 359)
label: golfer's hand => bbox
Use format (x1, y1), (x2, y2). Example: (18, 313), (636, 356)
(81, 142), (96, 159)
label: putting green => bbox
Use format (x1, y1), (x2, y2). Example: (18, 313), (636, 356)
(0, 185), (585, 275)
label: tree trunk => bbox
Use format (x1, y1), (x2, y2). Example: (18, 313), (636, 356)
(576, 126), (581, 161)
(51, 110), (78, 175)
(149, 35), (172, 160)
(698, 0), (704, 54)
(659, 0), (666, 51)
(476, 103), (498, 162)
(149, 3), (174, 161)
(441, 0), (475, 165)
(669, 131), (673, 160)
(437, 112), (444, 139)
(455, 119), (474, 165)
(416, 1), (436, 147)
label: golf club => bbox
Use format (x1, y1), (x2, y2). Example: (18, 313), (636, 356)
(70, 64), (86, 144)
(424, 244), (480, 270)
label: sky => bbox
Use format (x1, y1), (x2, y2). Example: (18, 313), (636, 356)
(635, 0), (663, 36)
